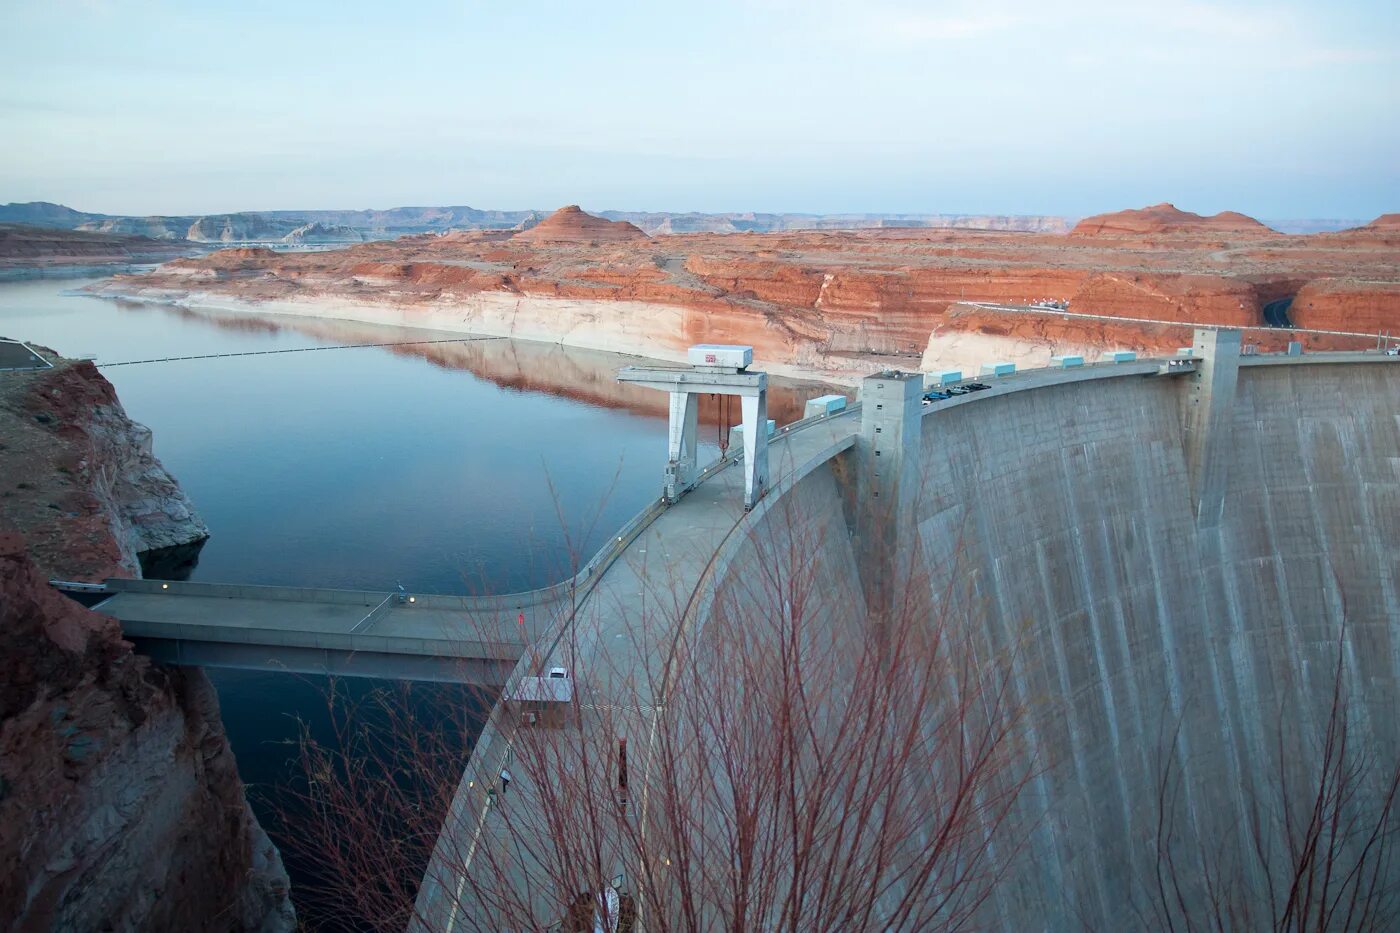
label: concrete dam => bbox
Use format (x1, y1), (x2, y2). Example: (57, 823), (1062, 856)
(906, 346), (1400, 925)
(90, 334), (1398, 927)
(406, 334), (1400, 930)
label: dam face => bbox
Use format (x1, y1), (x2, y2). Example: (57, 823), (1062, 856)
(698, 355), (1399, 927)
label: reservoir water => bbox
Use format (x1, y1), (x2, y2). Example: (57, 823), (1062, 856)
(0, 274), (835, 918)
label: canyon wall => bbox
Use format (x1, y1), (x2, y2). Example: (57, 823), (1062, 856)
(0, 225), (192, 272)
(0, 354), (293, 930)
(0, 352), (208, 580)
(0, 536), (294, 931)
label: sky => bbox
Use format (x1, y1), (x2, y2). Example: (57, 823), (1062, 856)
(1, 0), (1397, 219)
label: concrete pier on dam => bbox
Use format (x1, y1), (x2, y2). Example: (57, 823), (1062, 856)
(416, 338), (1400, 930)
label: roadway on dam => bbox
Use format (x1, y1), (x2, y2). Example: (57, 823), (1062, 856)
(413, 356), (1197, 928)
(415, 347), (1400, 931)
(412, 402), (864, 930)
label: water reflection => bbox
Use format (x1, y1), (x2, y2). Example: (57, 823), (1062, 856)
(105, 299), (831, 427)
(1, 276), (846, 923)
(137, 539), (206, 580)
(2, 280), (843, 596)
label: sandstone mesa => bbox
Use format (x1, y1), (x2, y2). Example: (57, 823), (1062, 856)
(1069, 202), (1275, 237)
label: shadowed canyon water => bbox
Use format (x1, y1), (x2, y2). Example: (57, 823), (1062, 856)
(0, 275), (835, 918)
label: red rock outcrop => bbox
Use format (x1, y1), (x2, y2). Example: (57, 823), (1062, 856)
(513, 205), (648, 243)
(1325, 214), (1400, 247)
(0, 351), (208, 581)
(1070, 202), (1275, 237)
(0, 534), (294, 931)
(91, 206), (1399, 381)
(0, 352), (289, 929)
(1290, 279), (1400, 335)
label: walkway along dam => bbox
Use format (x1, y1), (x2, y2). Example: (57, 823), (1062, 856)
(85, 332), (1400, 928)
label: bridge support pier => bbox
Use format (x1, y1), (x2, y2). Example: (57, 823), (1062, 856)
(1183, 328), (1241, 527)
(739, 390), (769, 508)
(856, 371), (925, 631)
(666, 391), (700, 501)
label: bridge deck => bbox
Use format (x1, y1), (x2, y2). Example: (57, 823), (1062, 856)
(93, 580), (564, 684)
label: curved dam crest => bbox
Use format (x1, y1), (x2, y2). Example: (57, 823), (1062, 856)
(420, 348), (1399, 929)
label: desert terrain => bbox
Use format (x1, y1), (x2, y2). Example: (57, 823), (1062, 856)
(0, 224), (196, 272)
(89, 203), (1400, 382)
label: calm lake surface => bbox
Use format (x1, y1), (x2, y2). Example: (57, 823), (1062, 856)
(0, 273), (836, 916)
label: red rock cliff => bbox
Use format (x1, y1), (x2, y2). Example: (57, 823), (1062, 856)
(0, 353), (293, 930)
(1070, 202), (1274, 237)
(0, 351), (209, 581)
(0, 535), (294, 930)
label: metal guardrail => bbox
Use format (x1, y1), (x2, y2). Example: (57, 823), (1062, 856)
(49, 579), (110, 594)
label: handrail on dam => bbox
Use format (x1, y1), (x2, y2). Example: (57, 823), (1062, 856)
(918, 357), (1197, 418)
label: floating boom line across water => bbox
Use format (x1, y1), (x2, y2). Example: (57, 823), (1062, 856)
(94, 335), (506, 367)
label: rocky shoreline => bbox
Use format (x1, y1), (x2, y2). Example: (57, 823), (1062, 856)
(0, 349), (295, 930)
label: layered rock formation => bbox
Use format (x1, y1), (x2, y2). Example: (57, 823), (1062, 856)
(186, 214), (304, 243)
(3, 200), (1082, 241)
(0, 224), (192, 271)
(0, 534), (295, 931)
(1324, 213), (1400, 247)
(512, 205), (647, 243)
(1070, 202), (1275, 236)
(89, 205), (1400, 382)
(0, 351), (292, 929)
(0, 349), (209, 580)
(76, 216), (197, 241)
(601, 210), (1076, 235)
(280, 221), (366, 245)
